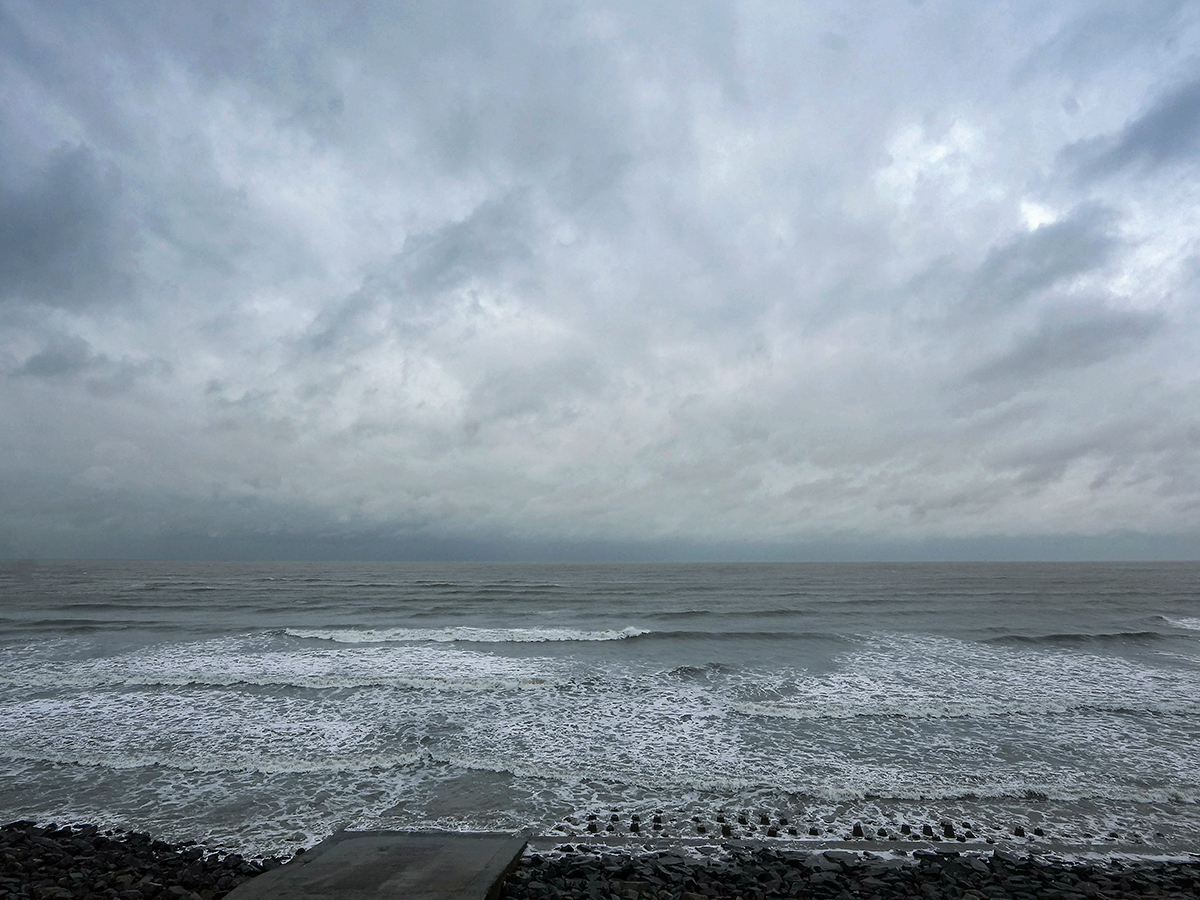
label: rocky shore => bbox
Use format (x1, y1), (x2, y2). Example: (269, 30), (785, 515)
(0, 822), (280, 900)
(502, 844), (1200, 900)
(5, 821), (1199, 900)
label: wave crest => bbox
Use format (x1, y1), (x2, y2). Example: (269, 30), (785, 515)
(283, 626), (648, 644)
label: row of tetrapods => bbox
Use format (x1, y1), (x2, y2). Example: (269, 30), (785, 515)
(576, 812), (1053, 841)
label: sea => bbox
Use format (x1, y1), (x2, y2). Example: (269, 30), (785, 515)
(1, 561), (1198, 858)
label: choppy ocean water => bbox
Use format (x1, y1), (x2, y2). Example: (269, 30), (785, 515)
(0, 561), (1197, 857)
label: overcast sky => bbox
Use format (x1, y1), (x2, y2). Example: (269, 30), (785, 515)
(2, 1), (1199, 560)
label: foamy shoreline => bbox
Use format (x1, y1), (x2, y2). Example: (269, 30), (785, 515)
(4, 819), (1199, 900)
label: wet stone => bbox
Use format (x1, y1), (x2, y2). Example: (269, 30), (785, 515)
(501, 844), (1196, 900)
(1, 821), (267, 900)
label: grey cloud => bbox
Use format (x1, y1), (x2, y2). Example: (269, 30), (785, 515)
(138, 2), (643, 196)
(1014, 1), (1190, 83)
(467, 354), (603, 427)
(394, 199), (532, 299)
(1001, 433), (1110, 488)
(306, 195), (533, 353)
(2, 2), (1200, 559)
(14, 336), (93, 378)
(84, 357), (171, 398)
(966, 206), (1117, 311)
(971, 307), (1163, 385)
(11, 334), (169, 397)
(1070, 77), (1200, 180)
(0, 144), (135, 309)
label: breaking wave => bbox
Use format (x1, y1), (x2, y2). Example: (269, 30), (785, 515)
(283, 626), (649, 643)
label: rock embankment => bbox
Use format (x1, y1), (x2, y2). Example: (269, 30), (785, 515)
(0, 822), (279, 900)
(502, 844), (1200, 900)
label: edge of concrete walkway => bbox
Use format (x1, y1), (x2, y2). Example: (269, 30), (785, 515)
(226, 830), (529, 900)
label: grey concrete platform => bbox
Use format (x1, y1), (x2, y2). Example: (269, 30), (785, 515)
(226, 831), (527, 900)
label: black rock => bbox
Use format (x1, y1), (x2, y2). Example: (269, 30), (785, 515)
(0, 821), (268, 900)
(852, 823), (864, 838)
(922, 824), (934, 836)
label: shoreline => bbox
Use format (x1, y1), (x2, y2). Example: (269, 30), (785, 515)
(3, 821), (1198, 900)
(0, 821), (280, 900)
(506, 840), (1200, 900)
(526, 834), (1200, 864)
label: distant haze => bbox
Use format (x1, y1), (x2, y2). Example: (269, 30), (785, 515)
(2, 2), (1199, 560)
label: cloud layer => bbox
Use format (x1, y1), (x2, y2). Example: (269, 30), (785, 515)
(2, 0), (1199, 559)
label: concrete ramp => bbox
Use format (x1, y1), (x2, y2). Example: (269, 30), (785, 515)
(226, 831), (527, 900)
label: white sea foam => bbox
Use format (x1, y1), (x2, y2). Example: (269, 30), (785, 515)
(283, 626), (649, 643)
(0, 636), (569, 692)
(1166, 616), (1200, 631)
(731, 697), (1200, 720)
(4, 571), (1200, 857)
(0, 746), (429, 775)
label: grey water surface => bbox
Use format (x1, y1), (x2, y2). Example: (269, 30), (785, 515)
(1, 561), (1197, 856)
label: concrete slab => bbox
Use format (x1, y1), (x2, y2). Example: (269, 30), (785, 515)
(226, 831), (527, 900)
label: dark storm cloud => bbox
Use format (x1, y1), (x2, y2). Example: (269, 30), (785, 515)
(971, 307), (1164, 385)
(1069, 78), (1200, 181)
(11, 333), (171, 397)
(0, 144), (135, 309)
(1, 0), (1199, 559)
(13, 335), (93, 378)
(466, 353), (604, 427)
(305, 195), (534, 354)
(966, 206), (1118, 311)
(1014, 0), (1190, 83)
